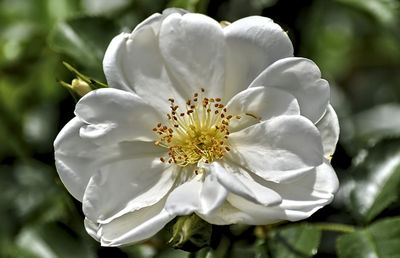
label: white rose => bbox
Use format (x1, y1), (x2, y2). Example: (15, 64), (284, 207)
(54, 9), (339, 246)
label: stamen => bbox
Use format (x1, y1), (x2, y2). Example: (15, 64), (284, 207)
(152, 88), (236, 169)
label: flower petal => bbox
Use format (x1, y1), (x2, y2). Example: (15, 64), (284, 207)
(96, 176), (205, 246)
(205, 162), (281, 206)
(224, 16), (293, 100)
(82, 152), (178, 223)
(249, 57), (330, 123)
(316, 105), (340, 158)
(98, 198), (173, 246)
(228, 115), (323, 182)
(225, 86), (300, 132)
(75, 88), (163, 144)
(200, 172), (228, 215)
(159, 13), (226, 98)
(203, 160), (338, 225)
(103, 17), (187, 112)
(54, 117), (102, 201)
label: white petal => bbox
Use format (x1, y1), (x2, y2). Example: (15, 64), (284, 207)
(205, 162), (281, 206)
(99, 198), (173, 246)
(224, 16), (293, 100)
(316, 105), (340, 158)
(98, 176), (206, 246)
(164, 177), (202, 215)
(228, 116), (323, 182)
(75, 88), (163, 144)
(200, 172), (228, 215)
(103, 20), (186, 112)
(249, 57), (330, 123)
(54, 117), (105, 201)
(103, 13), (163, 92)
(226, 160), (339, 223)
(159, 13), (226, 98)
(84, 217), (101, 242)
(199, 201), (284, 225)
(82, 151), (178, 223)
(225, 86), (300, 132)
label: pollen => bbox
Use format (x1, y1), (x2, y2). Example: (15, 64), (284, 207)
(153, 89), (240, 167)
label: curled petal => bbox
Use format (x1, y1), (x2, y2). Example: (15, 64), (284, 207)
(202, 160), (338, 225)
(103, 17), (187, 112)
(54, 117), (103, 201)
(316, 105), (340, 158)
(250, 57), (330, 123)
(200, 172), (228, 215)
(204, 162), (282, 206)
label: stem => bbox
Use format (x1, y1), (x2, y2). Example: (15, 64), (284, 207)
(312, 223), (356, 233)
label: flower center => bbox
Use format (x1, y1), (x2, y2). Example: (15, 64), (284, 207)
(153, 88), (241, 167)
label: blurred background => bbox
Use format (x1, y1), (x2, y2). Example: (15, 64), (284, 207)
(0, 0), (399, 257)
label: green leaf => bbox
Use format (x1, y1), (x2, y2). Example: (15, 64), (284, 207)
(81, 0), (132, 16)
(16, 222), (96, 258)
(335, 0), (400, 26)
(48, 16), (120, 75)
(167, 0), (199, 12)
(351, 104), (400, 146)
(341, 138), (400, 223)
(267, 224), (321, 258)
(337, 217), (400, 258)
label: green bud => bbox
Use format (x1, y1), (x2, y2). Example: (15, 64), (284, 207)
(168, 214), (212, 251)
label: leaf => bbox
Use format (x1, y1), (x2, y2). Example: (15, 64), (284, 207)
(351, 104), (400, 146)
(167, 0), (200, 12)
(81, 0), (132, 15)
(335, 0), (400, 26)
(16, 223), (96, 258)
(337, 217), (400, 258)
(267, 224), (321, 258)
(340, 138), (400, 223)
(48, 16), (120, 74)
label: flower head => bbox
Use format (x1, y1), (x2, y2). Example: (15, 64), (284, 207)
(54, 9), (339, 246)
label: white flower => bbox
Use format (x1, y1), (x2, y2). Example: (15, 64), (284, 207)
(54, 9), (339, 246)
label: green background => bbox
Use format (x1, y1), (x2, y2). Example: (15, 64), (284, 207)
(1, 0), (399, 257)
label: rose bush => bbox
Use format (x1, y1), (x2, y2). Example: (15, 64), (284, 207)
(54, 9), (339, 246)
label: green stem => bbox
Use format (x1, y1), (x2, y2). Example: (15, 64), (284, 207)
(312, 223), (356, 233)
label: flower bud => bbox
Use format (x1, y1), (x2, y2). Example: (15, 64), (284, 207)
(71, 78), (92, 97)
(168, 214), (212, 251)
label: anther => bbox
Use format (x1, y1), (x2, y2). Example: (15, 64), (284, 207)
(168, 98), (174, 103)
(155, 141), (160, 146)
(160, 157), (165, 162)
(201, 88), (205, 92)
(152, 128), (157, 131)
(215, 98), (221, 102)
